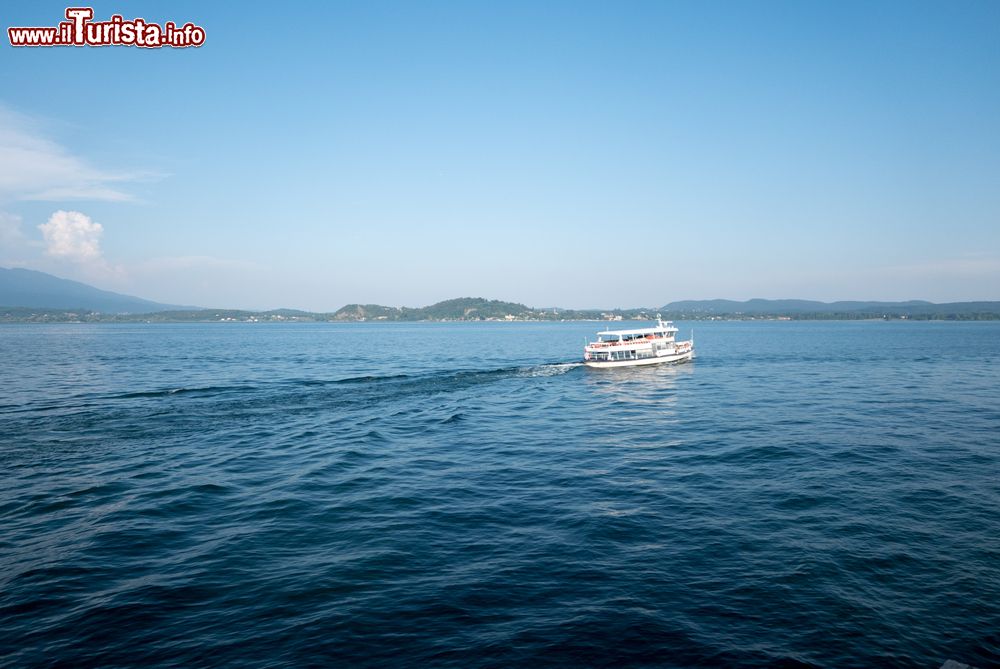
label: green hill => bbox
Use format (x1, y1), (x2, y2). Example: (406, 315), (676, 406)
(333, 297), (541, 321)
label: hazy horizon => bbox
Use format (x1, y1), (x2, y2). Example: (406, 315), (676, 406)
(5, 264), (998, 315)
(2, 1), (999, 311)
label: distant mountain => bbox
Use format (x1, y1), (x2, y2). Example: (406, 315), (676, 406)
(421, 297), (535, 320)
(662, 298), (1000, 318)
(332, 303), (406, 321)
(2, 277), (998, 322)
(0, 267), (195, 313)
(333, 297), (541, 321)
(662, 298), (930, 314)
(323, 296), (1000, 322)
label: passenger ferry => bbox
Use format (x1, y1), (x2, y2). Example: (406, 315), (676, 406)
(583, 317), (694, 368)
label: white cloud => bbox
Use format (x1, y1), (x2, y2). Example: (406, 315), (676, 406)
(38, 210), (104, 262)
(0, 106), (139, 202)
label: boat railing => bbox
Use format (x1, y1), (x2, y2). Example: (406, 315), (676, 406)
(588, 335), (671, 348)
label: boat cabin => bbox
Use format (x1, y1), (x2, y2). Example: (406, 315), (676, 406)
(595, 322), (678, 344)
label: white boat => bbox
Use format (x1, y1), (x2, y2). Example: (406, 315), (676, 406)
(583, 317), (694, 368)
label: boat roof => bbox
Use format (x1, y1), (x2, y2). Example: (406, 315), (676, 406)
(597, 323), (676, 336)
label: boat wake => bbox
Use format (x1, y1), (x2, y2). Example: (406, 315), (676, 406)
(116, 363), (581, 406)
(3, 362), (586, 419)
(313, 361), (582, 387)
(516, 362), (583, 377)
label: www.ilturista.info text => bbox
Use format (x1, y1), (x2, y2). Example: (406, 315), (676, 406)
(8, 7), (205, 48)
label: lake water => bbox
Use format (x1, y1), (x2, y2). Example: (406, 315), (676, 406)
(1, 321), (998, 667)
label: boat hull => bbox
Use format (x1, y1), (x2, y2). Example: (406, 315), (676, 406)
(583, 350), (693, 368)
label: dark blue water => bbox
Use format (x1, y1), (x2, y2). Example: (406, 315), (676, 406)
(2, 321), (998, 668)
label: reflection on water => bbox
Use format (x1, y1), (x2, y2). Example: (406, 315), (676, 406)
(584, 358), (693, 406)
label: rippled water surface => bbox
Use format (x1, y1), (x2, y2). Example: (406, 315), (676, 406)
(2, 321), (999, 668)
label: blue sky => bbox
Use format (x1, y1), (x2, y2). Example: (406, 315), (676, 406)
(1, 1), (998, 310)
